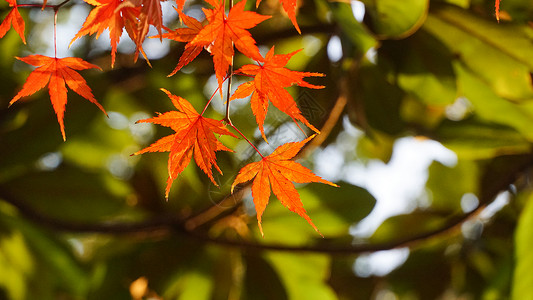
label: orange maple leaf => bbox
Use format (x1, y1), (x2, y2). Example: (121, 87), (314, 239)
(174, 0), (270, 93)
(231, 46), (323, 141)
(175, 0), (185, 12)
(122, 0), (165, 63)
(256, 0), (299, 33)
(133, 88), (237, 198)
(70, 0), (140, 67)
(157, 10), (204, 76)
(231, 135), (337, 236)
(495, 0), (501, 21)
(0, 0), (26, 43)
(9, 55), (106, 141)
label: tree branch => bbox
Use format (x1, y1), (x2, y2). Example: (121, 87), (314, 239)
(2, 115), (530, 256)
(0, 186), (499, 254)
(0, 188), (178, 235)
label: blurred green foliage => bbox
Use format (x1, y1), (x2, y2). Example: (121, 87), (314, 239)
(1, 0), (533, 299)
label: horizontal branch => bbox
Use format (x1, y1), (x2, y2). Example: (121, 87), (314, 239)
(186, 205), (486, 254)
(0, 165), (516, 256)
(0, 189), (492, 254)
(0, 189), (179, 235)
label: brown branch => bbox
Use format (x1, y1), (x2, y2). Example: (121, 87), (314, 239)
(3, 100), (529, 256)
(0, 185), (502, 255)
(0, 189), (178, 236)
(185, 204), (487, 254)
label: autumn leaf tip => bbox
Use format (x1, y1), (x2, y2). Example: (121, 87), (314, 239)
(258, 222), (264, 238)
(307, 133), (318, 141)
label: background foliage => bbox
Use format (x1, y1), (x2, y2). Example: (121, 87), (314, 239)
(1, 0), (533, 299)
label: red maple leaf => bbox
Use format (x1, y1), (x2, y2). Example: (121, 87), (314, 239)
(231, 135), (337, 236)
(0, 0), (26, 43)
(231, 46), (323, 141)
(174, 0), (270, 93)
(256, 0), (299, 33)
(9, 55), (106, 141)
(70, 0), (140, 67)
(133, 88), (237, 198)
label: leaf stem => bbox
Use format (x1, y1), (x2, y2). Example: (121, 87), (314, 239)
(201, 85), (221, 116)
(228, 122), (264, 159)
(224, 65), (234, 124)
(53, 6), (58, 58)
(17, 0), (70, 9)
(223, 0), (234, 125)
(17, 0), (71, 59)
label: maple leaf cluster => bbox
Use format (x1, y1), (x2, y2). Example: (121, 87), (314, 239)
(0, 0), (507, 234)
(130, 0), (338, 234)
(4, 0), (500, 234)
(69, 0), (166, 67)
(1, 0), (505, 235)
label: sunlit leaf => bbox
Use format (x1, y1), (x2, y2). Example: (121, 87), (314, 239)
(366, 0), (429, 38)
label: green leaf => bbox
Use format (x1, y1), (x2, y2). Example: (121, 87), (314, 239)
(0, 230), (34, 300)
(1, 166), (133, 222)
(425, 4), (533, 101)
(355, 129), (396, 163)
(430, 3), (533, 69)
(387, 247), (450, 299)
(454, 65), (533, 141)
(365, 0), (429, 39)
(389, 29), (457, 106)
(370, 211), (448, 244)
(243, 254), (288, 300)
(172, 272), (213, 300)
(0, 209), (89, 299)
(512, 193), (533, 300)
(328, 1), (377, 57)
(426, 159), (479, 212)
(351, 63), (406, 135)
(0, 90), (103, 181)
(435, 119), (532, 159)
(265, 252), (336, 300)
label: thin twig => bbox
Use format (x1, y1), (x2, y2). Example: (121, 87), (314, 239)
(228, 122), (264, 159)
(223, 0), (235, 125)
